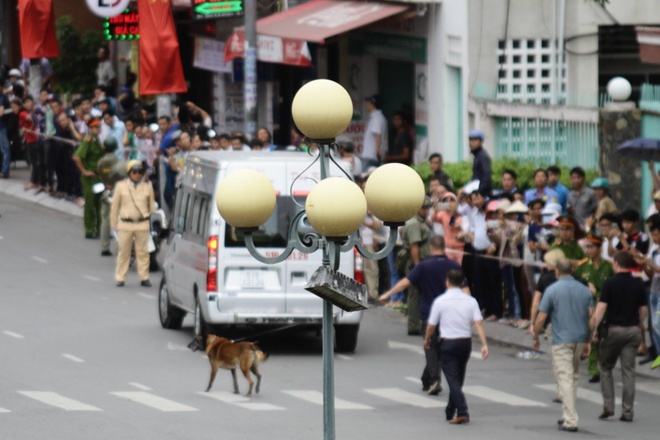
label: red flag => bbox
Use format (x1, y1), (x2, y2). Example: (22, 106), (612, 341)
(18, 0), (59, 59)
(138, 0), (187, 95)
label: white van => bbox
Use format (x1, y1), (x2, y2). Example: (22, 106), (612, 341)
(159, 151), (365, 352)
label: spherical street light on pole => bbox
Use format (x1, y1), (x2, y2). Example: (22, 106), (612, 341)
(216, 79), (425, 440)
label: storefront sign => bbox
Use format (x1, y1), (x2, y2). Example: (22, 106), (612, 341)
(104, 9), (139, 41)
(193, 0), (244, 19)
(224, 31), (312, 67)
(343, 121), (366, 155)
(86, 0), (131, 18)
(349, 32), (426, 64)
(193, 37), (232, 73)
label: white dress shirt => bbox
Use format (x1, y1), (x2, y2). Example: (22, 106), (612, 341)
(427, 288), (483, 338)
(468, 207), (493, 251)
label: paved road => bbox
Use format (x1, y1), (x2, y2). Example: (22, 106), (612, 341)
(1, 193), (660, 440)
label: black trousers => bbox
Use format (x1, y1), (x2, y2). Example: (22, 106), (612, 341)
(440, 338), (472, 419)
(473, 251), (503, 318)
(421, 321), (441, 388)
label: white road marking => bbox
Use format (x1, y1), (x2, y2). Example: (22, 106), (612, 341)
(110, 392), (198, 412)
(200, 391), (285, 411)
(137, 292), (156, 300)
(283, 390), (373, 410)
(18, 392), (101, 411)
(0, 235), (4, 240)
(0, 407), (10, 413)
(535, 384), (621, 405)
(31, 256), (49, 264)
(336, 354), (353, 361)
(405, 376), (421, 385)
(364, 388), (445, 408)
(83, 275), (102, 282)
(62, 354), (85, 363)
(3, 331), (24, 339)
(637, 382), (660, 397)
(129, 383), (152, 391)
(167, 342), (190, 351)
(471, 351), (482, 360)
(388, 340), (424, 355)
(463, 385), (547, 407)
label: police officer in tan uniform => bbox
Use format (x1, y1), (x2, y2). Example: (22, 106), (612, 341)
(110, 160), (155, 287)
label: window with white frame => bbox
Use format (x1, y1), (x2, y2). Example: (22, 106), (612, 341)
(447, 34), (462, 67)
(496, 39), (566, 104)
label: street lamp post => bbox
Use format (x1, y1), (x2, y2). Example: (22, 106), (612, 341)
(216, 80), (425, 440)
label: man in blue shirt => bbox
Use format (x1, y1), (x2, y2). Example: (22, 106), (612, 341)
(548, 165), (569, 214)
(524, 168), (559, 205)
(0, 91), (11, 178)
(532, 259), (592, 432)
(380, 236), (462, 395)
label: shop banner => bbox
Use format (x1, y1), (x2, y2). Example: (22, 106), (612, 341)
(224, 31), (312, 67)
(18, 0), (59, 59)
(138, 0), (187, 95)
(194, 37), (232, 73)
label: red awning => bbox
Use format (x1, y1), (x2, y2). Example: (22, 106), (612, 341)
(255, 0), (409, 44)
(637, 27), (660, 65)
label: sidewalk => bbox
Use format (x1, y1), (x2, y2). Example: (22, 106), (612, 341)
(482, 319), (660, 380)
(0, 162), (83, 218)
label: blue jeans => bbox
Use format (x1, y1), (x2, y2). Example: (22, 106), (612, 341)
(650, 292), (660, 350)
(502, 264), (521, 320)
(0, 126), (10, 176)
(386, 248), (405, 302)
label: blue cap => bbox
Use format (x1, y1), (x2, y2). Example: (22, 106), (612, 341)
(469, 129), (484, 140)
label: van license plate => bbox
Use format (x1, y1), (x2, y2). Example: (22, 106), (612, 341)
(241, 270), (265, 289)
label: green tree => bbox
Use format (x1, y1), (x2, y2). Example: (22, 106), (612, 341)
(50, 16), (104, 95)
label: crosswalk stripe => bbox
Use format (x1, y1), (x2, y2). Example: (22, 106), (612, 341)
(0, 407), (10, 413)
(364, 388), (445, 408)
(388, 341), (424, 355)
(199, 391), (285, 411)
(18, 391), (101, 411)
(463, 386), (547, 407)
(534, 384), (621, 405)
(283, 390), (373, 410)
(111, 392), (198, 412)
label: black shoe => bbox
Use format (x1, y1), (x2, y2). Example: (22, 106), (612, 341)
(598, 410), (614, 420)
(589, 375), (600, 383)
(85, 234), (95, 239)
(558, 425), (578, 432)
(101, 251), (112, 257)
(557, 419), (565, 425)
(619, 415), (633, 422)
(407, 330), (421, 336)
(116, 281), (125, 287)
(639, 355), (656, 365)
(427, 381), (442, 396)
(140, 280), (152, 287)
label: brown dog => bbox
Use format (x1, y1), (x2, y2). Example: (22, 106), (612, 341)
(205, 335), (269, 396)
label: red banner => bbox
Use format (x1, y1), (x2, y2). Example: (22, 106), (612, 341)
(138, 0), (187, 95)
(224, 32), (312, 67)
(18, 0), (59, 59)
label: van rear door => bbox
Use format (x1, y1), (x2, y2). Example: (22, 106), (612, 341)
(216, 162), (288, 319)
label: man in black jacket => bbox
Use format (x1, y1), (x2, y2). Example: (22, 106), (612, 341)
(469, 129), (492, 196)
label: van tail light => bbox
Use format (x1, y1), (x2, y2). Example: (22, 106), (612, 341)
(354, 247), (364, 284)
(207, 235), (218, 292)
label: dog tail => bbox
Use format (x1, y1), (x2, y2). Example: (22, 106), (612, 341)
(256, 350), (269, 363)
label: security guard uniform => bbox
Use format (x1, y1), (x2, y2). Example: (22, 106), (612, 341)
(402, 199), (432, 335)
(110, 160), (155, 286)
(574, 233), (614, 379)
(97, 137), (125, 255)
(550, 215), (585, 260)
(74, 120), (106, 238)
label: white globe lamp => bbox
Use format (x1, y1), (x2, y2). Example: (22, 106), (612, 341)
(292, 80), (353, 141)
(216, 169), (276, 228)
(607, 77), (632, 102)
(364, 164), (426, 223)
(305, 177), (367, 238)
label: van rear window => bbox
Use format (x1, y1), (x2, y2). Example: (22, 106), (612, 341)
(224, 196), (305, 248)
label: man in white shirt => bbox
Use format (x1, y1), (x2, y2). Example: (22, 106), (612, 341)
(424, 269), (488, 425)
(361, 95), (387, 169)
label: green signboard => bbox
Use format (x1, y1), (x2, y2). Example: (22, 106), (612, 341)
(349, 32), (427, 64)
(193, 0), (244, 19)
